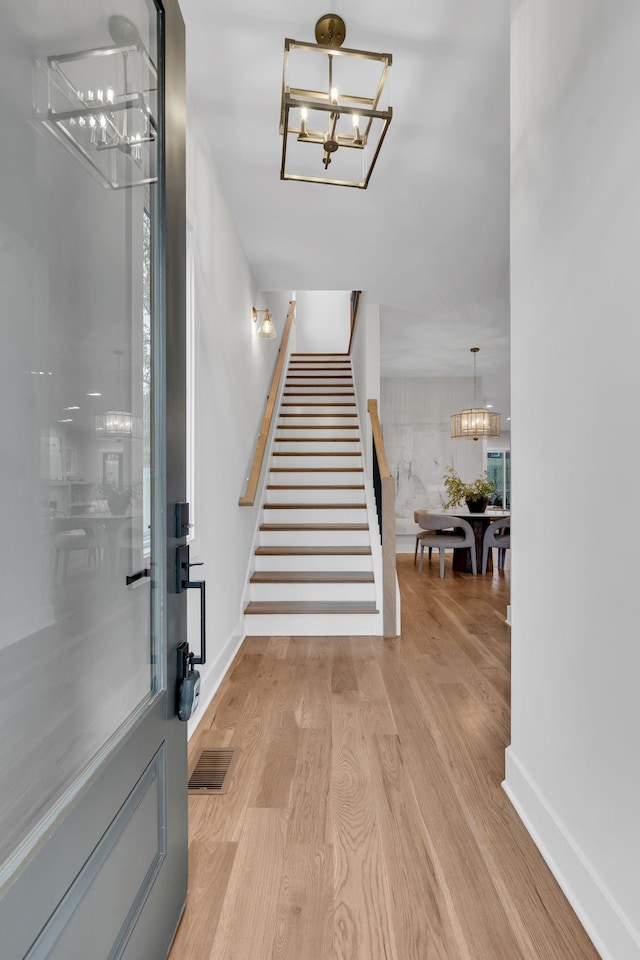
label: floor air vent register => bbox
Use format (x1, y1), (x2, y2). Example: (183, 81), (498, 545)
(187, 749), (238, 794)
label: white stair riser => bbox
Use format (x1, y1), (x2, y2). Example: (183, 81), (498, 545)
(286, 377), (353, 385)
(242, 612), (382, 636)
(249, 581), (376, 602)
(269, 471), (364, 485)
(273, 441), (360, 454)
(275, 427), (359, 438)
(254, 553), (373, 572)
(279, 406), (357, 416)
(278, 417), (358, 428)
(284, 377), (354, 386)
(260, 529), (370, 547)
(271, 455), (363, 468)
(289, 361), (351, 367)
(282, 398), (355, 407)
(266, 487), (365, 503)
(263, 507), (367, 524)
(287, 371), (352, 379)
(283, 388), (355, 397)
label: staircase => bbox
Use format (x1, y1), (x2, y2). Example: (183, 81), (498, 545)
(243, 353), (383, 636)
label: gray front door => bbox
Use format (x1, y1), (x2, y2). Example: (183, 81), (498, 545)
(0, 0), (188, 956)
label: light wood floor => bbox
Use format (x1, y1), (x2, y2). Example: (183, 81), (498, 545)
(169, 552), (601, 960)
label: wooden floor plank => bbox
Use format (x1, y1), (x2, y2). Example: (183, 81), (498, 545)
(329, 696), (398, 960)
(168, 841), (237, 960)
(207, 808), (289, 960)
(251, 710), (299, 809)
(170, 553), (602, 960)
(366, 733), (470, 960)
(271, 844), (333, 960)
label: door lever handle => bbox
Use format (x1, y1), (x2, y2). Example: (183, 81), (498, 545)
(176, 544), (206, 665)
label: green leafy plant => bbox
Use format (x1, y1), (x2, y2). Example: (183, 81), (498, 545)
(442, 466), (497, 508)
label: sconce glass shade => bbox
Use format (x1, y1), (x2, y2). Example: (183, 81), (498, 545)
(256, 312), (277, 339)
(38, 29), (157, 189)
(95, 410), (142, 439)
(450, 409), (501, 441)
(280, 31), (392, 189)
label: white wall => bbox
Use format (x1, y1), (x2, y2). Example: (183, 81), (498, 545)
(380, 376), (488, 543)
(186, 95), (293, 729)
(507, 4), (640, 959)
(294, 290), (350, 353)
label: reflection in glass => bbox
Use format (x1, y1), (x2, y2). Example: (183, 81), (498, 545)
(0, 0), (160, 882)
(39, 15), (158, 189)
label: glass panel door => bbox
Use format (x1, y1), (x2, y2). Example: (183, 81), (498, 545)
(0, 13), (187, 956)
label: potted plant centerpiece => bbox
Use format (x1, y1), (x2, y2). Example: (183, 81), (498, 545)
(442, 467), (497, 513)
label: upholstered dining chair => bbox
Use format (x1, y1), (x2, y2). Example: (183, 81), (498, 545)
(482, 519), (511, 574)
(52, 519), (108, 581)
(416, 513), (477, 577)
(413, 509), (435, 565)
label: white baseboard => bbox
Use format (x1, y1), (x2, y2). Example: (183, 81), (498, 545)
(395, 533), (416, 553)
(187, 620), (244, 740)
(503, 747), (640, 960)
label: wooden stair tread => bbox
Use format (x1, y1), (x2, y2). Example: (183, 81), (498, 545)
(281, 403), (356, 407)
(291, 352), (349, 356)
(245, 600), (379, 615)
(273, 450), (361, 457)
(275, 436), (360, 443)
(283, 392), (355, 396)
(266, 485), (365, 490)
(279, 413), (357, 417)
(260, 523), (369, 531)
(269, 467), (364, 473)
(255, 546), (371, 555)
(264, 503), (366, 510)
(277, 424), (359, 429)
(275, 437), (361, 442)
(250, 571), (374, 583)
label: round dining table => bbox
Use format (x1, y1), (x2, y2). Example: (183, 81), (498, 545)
(415, 508), (510, 574)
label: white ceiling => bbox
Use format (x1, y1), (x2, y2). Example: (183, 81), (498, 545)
(179, 0), (511, 420)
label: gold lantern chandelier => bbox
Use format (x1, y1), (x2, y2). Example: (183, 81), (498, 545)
(279, 14), (393, 189)
(451, 347), (501, 441)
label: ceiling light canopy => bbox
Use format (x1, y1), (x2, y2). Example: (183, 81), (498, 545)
(451, 348), (501, 441)
(280, 14), (393, 189)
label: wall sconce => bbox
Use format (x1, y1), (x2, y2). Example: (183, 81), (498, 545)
(252, 308), (277, 339)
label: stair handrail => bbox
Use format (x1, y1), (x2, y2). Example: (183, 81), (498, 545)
(239, 300), (296, 506)
(367, 398), (398, 636)
(347, 290), (362, 355)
